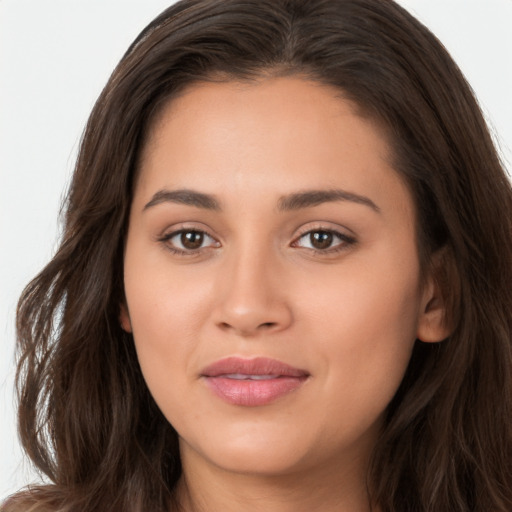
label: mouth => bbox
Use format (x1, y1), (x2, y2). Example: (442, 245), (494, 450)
(201, 357), (310, 407)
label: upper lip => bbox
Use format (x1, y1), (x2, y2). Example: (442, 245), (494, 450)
(201, 357), (309, 378)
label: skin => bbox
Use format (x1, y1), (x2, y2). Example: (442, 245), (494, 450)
(121, 77), (448, 512)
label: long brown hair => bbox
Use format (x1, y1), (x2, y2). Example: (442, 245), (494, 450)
(4, 1), (512, 510)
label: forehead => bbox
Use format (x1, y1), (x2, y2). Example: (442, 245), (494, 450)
(135, 77), (412, 220)
(142, 77), (392, 167)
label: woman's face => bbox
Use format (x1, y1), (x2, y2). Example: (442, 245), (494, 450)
(122, 77), (443, 478)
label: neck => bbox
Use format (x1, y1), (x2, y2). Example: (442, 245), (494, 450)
(174, 445), (379, 512)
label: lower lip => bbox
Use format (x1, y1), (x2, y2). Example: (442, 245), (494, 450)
(204, 376), (307, 406)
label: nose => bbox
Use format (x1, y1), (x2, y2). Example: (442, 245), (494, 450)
(212, 248), (293, 337)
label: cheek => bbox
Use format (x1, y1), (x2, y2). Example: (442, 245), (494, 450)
(123, 260), (214, 408)
(296, 248), (421, 421)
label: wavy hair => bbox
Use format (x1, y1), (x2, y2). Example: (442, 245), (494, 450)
(4, 0), (512, 510)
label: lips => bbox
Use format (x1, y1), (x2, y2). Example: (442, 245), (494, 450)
(201, 357), (309, 406)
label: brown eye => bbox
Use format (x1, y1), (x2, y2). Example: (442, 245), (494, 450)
(293, 228), (355, 253)
(310, 231), (333, 249)
(161, 229), (219, 254)
(181, 231), (204, 249)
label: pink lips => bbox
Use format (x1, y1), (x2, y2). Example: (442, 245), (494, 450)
(201, 357), (309, 406)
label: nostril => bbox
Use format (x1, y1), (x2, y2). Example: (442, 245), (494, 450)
(217, 320), (277, 333)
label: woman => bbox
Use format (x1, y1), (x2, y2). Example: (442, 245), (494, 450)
(3, 0), (512, 510)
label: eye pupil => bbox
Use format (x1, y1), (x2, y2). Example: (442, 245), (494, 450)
(181, 231), (204, 249)
(310, 231), (333, 249)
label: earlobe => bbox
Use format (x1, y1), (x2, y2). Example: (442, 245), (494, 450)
(416, 291), (450, 343)
(119, 303), (133, 333)
(416, 258), (454, 343)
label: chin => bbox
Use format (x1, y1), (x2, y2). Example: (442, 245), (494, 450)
(208, 444), (310, 476)
(179, 420), (319, 476)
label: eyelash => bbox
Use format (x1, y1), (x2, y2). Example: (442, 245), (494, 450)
(158, 227), (356, 257)
(291, 228), (357, 255)
(158, 229), (219, 256)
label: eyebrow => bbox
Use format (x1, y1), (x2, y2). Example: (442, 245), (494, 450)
(277, 189), (380, 213)
(143, 188), (380, 213)
(143, 189), (221, 211)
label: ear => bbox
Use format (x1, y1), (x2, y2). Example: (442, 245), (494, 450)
(119, 303), (132, 333)
(416, 251), (454, 343)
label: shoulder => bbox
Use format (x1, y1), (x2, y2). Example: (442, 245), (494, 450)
(1, 488), (63, 512)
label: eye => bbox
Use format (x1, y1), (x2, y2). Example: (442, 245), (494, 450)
(293, 229), (356, 253)
(159, 229), (220, 254)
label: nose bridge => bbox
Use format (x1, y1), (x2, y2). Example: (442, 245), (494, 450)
(214, 239), (292, 336)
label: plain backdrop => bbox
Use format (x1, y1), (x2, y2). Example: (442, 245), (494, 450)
(1, 0), (511, 499)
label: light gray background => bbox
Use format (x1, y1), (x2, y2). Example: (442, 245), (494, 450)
(1, 0), (511, 498)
